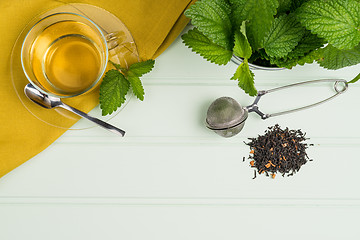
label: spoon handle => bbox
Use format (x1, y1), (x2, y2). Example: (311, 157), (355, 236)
(59, 103), (126, 136)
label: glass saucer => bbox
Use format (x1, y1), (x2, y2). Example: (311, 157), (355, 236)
(10, 3), (140, 130)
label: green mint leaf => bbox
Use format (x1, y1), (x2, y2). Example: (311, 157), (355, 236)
(233, 21), (252, 59)
(296, 0), (360, 50)
(264, 14), (305, 58)
(99, 60), (155, 115)
(228, 0), (247, 28)
(290, 0), (310, 11)
(127, 59), (155, 77)
(127, 73), (145, 101)
(349, 72), (360, 83)
(109, 61), (126, 72)
(123, 59), (155, 101)
(270, 57), (297, 69)
(297, 49), (325, 65)
(277, 0), (292, 14)
(249, 49), (270, 62)
(100, 70), (130, 116)
(271, 48), (325, 68)
(229, 0), (279, 49)
(318, 44), (360, 69)
(182, 28), (232, 65)
(248, 49), (275, 67)
(231, 58), (257, 96)
(268, 30), (325, 68)
(185, 0), (233, 50)
(286, 30), (325, 59)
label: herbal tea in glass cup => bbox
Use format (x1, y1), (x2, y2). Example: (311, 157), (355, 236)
(21, 12), (108, 98)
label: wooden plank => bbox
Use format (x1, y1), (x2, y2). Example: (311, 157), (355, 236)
(0, 205), (359, 240)
(0, 144), (359, 201)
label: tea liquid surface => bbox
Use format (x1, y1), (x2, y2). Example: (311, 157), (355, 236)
(31, 21), (103, 96)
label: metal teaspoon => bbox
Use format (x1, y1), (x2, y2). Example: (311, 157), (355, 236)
(24, 83), (125, 136)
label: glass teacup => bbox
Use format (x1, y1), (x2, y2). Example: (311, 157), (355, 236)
(21, 12), (108, 98)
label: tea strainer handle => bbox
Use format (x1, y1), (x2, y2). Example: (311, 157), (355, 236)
(244, 79), (349, 120)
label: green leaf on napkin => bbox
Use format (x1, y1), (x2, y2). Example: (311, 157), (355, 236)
(100, 70), (130, 116)
(99, 60), (155, 116)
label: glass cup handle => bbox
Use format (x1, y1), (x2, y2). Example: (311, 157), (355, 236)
(244, 79), (349, 119)
(106, 32), (122, 50)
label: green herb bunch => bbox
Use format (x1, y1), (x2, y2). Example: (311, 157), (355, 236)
(182, 0), (360, 96)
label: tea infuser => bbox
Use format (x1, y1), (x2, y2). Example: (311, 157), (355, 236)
(206, 79), (348, 138)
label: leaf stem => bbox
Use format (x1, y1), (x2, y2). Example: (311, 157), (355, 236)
(348, 72), (360, 84)
(109, 60), (127, 73)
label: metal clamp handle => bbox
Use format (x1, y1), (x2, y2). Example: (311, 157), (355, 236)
(244, 79), (348, 119)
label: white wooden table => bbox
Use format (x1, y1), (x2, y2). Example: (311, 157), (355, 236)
(1, 26), (360, 239)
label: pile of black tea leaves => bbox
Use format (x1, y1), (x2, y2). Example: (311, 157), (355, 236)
(245, 124), (313, 179)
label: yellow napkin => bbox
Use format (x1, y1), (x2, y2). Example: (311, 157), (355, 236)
(0, 0), (195, 178)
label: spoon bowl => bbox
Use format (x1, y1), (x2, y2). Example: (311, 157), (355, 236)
(24, 84), (61, 109)
(24, 83), (126, 136)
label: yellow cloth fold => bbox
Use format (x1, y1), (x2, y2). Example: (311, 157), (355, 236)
(0, 0), (194, 178)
